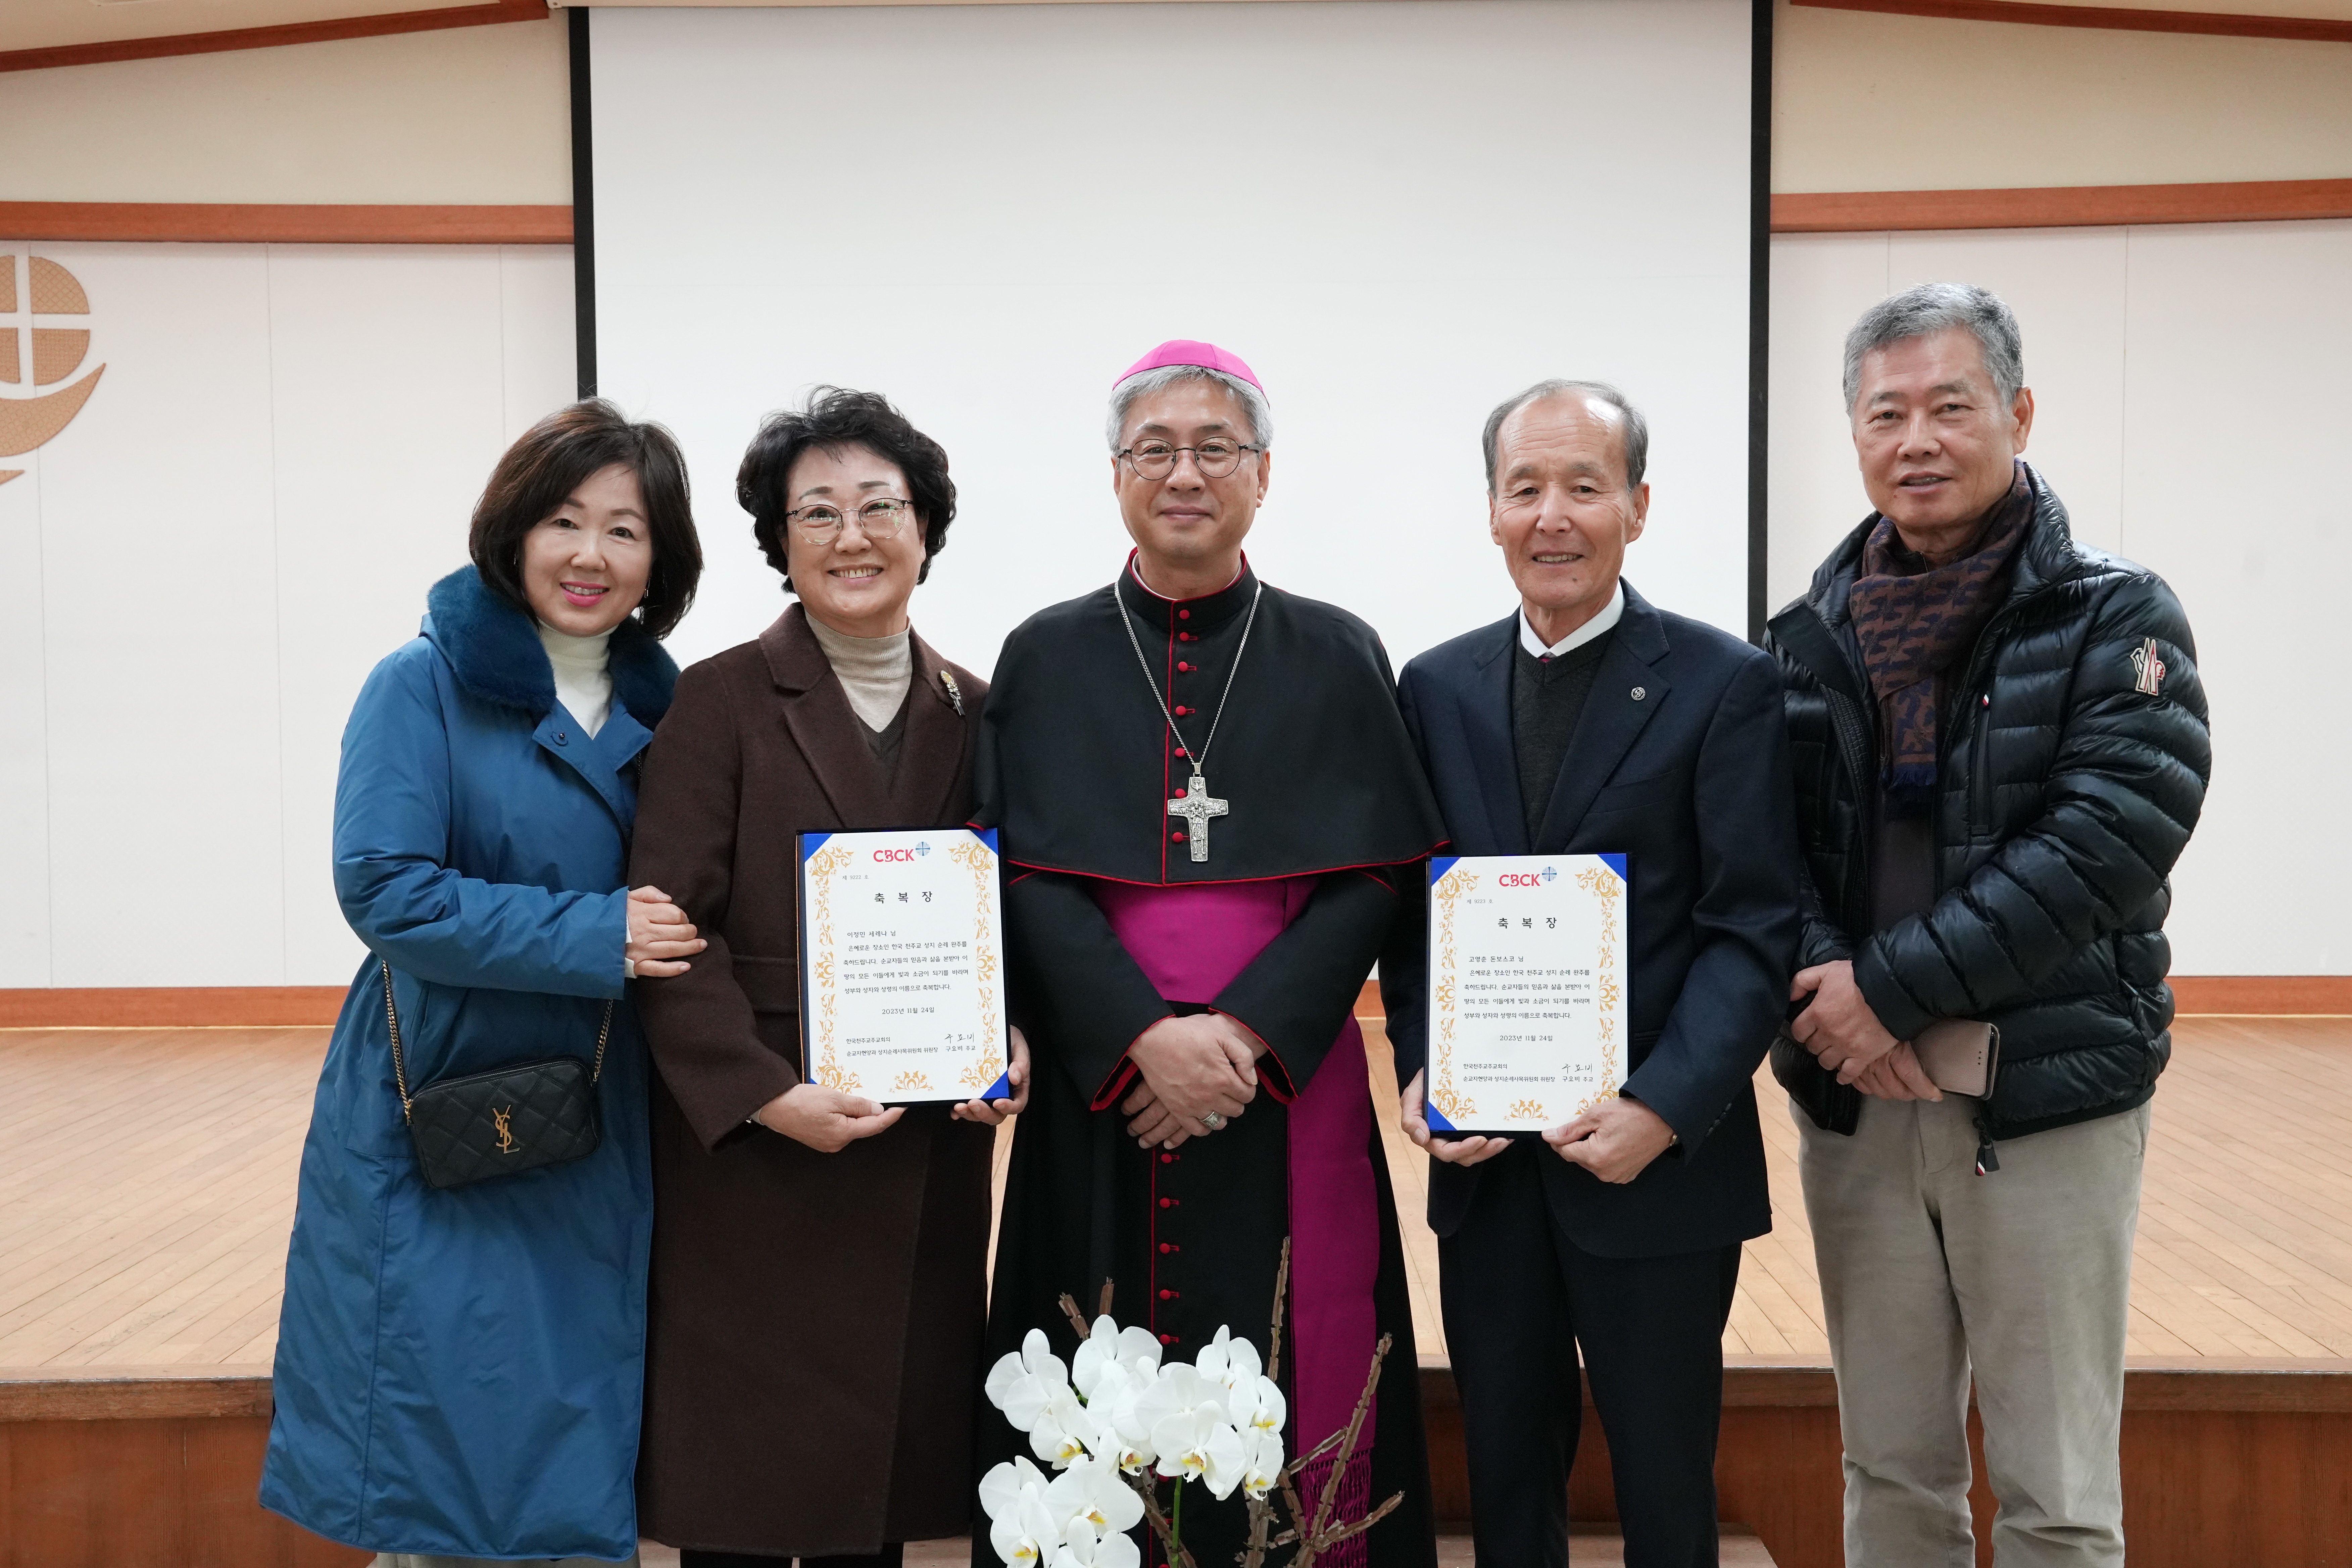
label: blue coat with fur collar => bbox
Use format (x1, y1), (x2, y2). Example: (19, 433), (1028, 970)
(260, 566), (676, 1561)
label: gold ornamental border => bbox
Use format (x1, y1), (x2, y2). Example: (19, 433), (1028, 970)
(804, 842), (859, 1091)
(1571, 863), (1625, 1114)
(946, 836), (1006, 1091)
(1429, 864), (1476, 1125)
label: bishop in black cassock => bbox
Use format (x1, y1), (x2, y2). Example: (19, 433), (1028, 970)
(974, 342), (1444, 1568)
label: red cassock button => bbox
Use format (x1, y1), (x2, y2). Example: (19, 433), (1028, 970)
(1179, 632), (1194, 642)
(1174, 704), (1191, 715)
(1160, 1333), (1178, 1345)
(1178, 662), (1193, 672)
(1178, 610), (1190, 620)
(1159, 1197), (1173, 1209)
(1160, 1153), (1174, 1164)
(1159, 1242), (1173, 1254)
(1174, 748), (1188, 758)
(1160, 1289), (1177, 1301)
(1171, 831), (1185, 842)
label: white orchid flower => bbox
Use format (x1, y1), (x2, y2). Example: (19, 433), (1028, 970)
(1070, 1315), (1164, 1399)
(1195, 1325), (1264, 1396)
(979, 1456), (1053, 1523)
(1029, 1384), (1102, 1468)
(1088, 1362), (1159, 1473)
(987, 1328), (1073, 1429)
(1047, 1532), (1141, 1568)
(1045, 1454), (1146, 1537)
(1136, 1363), (1234, 1483)
(1044, 1516), (1141, 1568)
(1238, 1427), (1284, 1500)
(987, 1479), (1064, 1566)
(1231, 1372), (1286, 1440)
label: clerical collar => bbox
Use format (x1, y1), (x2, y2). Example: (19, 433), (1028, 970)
(1120, 550), (1259, 635)
(1520, 581), (1625, 659)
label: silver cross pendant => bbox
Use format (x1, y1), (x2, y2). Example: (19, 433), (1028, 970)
(1165, 773), (1229, 864)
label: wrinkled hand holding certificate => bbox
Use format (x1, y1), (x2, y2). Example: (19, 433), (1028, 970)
(1425, 853), (1629, 1134)
(798, 828), (1012, 1104)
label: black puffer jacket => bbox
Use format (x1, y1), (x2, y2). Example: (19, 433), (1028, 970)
(1768, 464), (2211, 1143)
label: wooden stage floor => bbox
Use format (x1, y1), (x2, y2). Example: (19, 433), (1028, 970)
(4, 1016), (2351, 1376)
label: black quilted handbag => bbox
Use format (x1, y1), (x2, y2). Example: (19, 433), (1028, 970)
(380, 961), (612, 1190)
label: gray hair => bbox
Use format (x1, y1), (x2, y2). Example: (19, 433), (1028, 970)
(1106, 364), (1273, 453)
(1481, 379), (1649, 493)
(1842, 282), (2025, 412)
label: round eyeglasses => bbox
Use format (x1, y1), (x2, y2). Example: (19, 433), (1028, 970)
(784, 497), (915, 544)
(1117, 438), (1264, 481)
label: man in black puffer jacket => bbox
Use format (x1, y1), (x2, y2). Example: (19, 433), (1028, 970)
(1769, 284), (2209, 1568)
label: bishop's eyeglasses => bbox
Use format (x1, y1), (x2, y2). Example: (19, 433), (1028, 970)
(1117, 438), (1264, 481)
(784, 496), (915, 544)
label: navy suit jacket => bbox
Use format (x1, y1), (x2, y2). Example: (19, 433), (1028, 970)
(1382, 581), (1801, 1257)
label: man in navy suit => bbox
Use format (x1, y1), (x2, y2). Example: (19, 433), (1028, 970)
(1382, 381), (1802, 1568)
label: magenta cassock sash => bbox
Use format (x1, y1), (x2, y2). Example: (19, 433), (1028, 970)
(1094, 876), (1381, 1460)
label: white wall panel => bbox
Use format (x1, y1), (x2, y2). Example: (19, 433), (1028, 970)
(30, 243), (286, 987)
(498, 247), (581, 444)
(266, 246), (522, 985)
(6, 241), (573, 989)
(2117, 221), (2352, 976)
(1768, 220), (2352, 975)
(0, 446), (52, 988)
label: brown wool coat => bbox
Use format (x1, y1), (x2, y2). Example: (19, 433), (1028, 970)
(628, 604), (995, 1557)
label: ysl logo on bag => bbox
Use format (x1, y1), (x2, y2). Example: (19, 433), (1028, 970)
(492, 1105), (520, 1154)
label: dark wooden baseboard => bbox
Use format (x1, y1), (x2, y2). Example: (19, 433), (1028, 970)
(4, 1358), (2348, 1567)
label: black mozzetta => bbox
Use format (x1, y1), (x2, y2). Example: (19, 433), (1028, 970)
(1768, 464), (2212, 1141)
(971, 561), (1446, 885)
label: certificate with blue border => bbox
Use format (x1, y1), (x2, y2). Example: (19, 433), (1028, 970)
(1424, 852), (1628, 1135)
(797, 827), (1013, 1104)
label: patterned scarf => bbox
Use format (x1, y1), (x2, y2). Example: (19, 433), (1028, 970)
(1847, 466), (2030, 815)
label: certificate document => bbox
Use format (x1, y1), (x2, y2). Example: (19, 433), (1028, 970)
(798, 828), (1012, 1104)
(1424, 853), (1628, 1134)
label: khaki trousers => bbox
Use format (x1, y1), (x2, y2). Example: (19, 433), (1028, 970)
(1796, 1093), (2150, 1568)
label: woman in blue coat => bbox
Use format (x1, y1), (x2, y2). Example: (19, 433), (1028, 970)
(261, 401), (707, 1566)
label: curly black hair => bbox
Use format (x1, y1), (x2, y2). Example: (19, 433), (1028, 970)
(737, 387), (956, 594)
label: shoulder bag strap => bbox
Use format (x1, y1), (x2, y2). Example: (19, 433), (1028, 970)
(379, 959), (414, 1124)
(378, 959), (616, 1120)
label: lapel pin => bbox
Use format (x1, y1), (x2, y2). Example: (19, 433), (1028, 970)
(1630, 686), (1647, 701)
(940, 669), (965, 715)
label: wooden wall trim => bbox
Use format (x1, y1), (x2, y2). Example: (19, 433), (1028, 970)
(1772, 178), (2352, 233)
(2169, 975), (2352, 1015)
(0, 987), (345, 1028)
(1791, 0), (2352, 41)
(7, 972), (2333, 1030)
(0, 202), (573, 245)
(0, 1), (549, 75)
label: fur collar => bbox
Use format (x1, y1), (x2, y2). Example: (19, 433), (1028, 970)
(423, 565), (678, 726)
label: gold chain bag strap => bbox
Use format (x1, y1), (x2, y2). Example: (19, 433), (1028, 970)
(380, 960), (614, 1191)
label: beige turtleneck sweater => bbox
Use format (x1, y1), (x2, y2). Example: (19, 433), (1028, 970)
(805, 613), (912, 732)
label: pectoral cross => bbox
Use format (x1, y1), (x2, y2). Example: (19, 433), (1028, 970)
(1166, 773), (1229, 864)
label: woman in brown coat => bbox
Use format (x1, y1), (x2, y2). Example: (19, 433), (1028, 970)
(629, 389), (1029, 1567)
